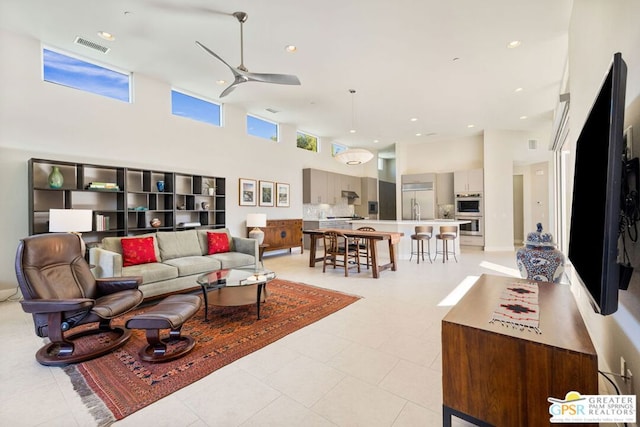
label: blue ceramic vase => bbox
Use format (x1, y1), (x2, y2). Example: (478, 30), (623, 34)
(516, 223), (565, 283)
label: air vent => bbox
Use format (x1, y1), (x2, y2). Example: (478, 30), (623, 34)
(74, 36), (110, 54)
(265, 108), (279, 114)
(528, 139), (538, 150)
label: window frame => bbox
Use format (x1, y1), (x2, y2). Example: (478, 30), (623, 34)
(42, 46), (132, 103)
(246, 114), (279, 142)
(296, 131), (319, 152)
(171, 88), (222, 127)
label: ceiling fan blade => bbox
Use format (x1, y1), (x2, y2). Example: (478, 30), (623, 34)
(219, 84), (237, 98)
(243, 72), (301, 86)
(195, 41), (240, 76)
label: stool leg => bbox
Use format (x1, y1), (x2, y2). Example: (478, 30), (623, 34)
(410, 239), (414, 262)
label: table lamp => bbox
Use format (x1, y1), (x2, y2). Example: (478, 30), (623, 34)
(246, 213), (267, 244)
(49, 209), (93, 252)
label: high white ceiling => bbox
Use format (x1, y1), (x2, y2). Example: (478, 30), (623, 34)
(0, 0), (572, 152)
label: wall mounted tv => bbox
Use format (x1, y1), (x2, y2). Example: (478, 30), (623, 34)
(568, 52), (627, 315)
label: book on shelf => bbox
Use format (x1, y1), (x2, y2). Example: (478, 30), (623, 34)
(179, 222), (202, 228)
(86, 182), (120, 191)
(94, 214), (110, 231)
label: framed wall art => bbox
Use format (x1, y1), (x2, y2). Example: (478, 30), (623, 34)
(239, 178), (257, 206)
(276, 182), (290, 207)
(259, 180), (275, 207)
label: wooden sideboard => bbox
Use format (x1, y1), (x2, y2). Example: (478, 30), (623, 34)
(442, 274), (598, 427)
(248, 219), (303, 254)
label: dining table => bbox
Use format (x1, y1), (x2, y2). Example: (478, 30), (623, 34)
(302, 228), (404, 278)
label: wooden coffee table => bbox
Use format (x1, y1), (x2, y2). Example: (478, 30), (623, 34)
(196, 267), (276, 321)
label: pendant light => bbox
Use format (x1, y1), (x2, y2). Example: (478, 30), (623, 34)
(335, 89), (374, 165)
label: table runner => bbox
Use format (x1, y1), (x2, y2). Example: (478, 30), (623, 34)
(489, 282), (541, 333)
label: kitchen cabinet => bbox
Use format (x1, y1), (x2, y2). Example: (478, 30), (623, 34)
(436, 172), (454, 206)
(355, 177), (377, 218)
(303, 169), (328, 203)
(454, 169), (483, 193)
(303, 168), (362, 205)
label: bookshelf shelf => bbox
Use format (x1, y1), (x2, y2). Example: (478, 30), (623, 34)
(28, 158), (226, 245)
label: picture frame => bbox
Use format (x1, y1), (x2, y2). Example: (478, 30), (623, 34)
(276, 182), (290, 207)
(259, 180), (275, 207)
(239, 178), (257, 206)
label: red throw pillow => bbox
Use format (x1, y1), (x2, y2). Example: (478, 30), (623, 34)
(207, 232), (230, 255)
(121, 237), (157, 267)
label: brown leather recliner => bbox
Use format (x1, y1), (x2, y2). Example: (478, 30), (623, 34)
(15, 233), (144, 366)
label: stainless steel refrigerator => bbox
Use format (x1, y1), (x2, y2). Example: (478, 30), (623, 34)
(402, 182), (435, 220)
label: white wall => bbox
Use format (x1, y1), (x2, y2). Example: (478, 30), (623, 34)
(399, 136), (484, 174)
(0, 29), (372, 291)
(567, 0), (640, 395)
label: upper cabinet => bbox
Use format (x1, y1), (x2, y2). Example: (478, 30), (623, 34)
(302, 168), (362, 205)
(454, 168), (484, 193)
(28, 158), (226, 246)
(436, 172), (455, 205)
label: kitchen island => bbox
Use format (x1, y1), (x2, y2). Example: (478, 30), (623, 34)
(347, 220), (471, 260)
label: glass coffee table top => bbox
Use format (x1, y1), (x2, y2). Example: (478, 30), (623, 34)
(196, 267), (276, 320)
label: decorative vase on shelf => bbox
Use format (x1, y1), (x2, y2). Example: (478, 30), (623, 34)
(48, 166), (64, 189)
(150, 218), (161, 228)
(516, 223), (565, 283)
(156, 181), (165, 192)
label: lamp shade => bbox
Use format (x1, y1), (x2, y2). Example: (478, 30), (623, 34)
(49, 209), (93, 232)
(335, 148), (374, 165)
(246, 213), (267, 228)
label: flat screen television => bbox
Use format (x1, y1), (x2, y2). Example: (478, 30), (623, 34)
(568, 52), (627, 315)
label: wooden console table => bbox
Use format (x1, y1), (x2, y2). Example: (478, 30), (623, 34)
(442, 274), (598, 427)
(248, 219), (303, 254)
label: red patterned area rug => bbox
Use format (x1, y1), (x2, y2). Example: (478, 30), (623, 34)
(63, 279), (360, 426)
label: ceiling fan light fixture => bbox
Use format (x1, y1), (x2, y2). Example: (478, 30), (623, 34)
(335, 148), (374, 165)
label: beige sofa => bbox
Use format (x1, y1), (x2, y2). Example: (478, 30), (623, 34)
(90, 229), (258, 300)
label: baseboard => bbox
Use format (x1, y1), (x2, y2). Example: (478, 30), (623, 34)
(483, 245), (515, 252)
(0, 287), (20, 302)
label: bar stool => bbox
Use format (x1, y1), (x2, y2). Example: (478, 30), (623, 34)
(410, 226), (433, 264)
(435, 225), (458, 263)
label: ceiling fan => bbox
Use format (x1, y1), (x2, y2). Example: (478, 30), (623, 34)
(196, 11), (301, 98)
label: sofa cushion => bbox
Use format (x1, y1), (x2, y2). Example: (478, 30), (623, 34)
(121, 236), (158, 267)
(163, 256), (222, 277)
(102, 234), (161, 262)
(207, 232), (230, 254)
(156, 230), (201, 261)
(208, 252), (256, 269)
(197, 229), (235, 254)
(122, 262), (178, 284)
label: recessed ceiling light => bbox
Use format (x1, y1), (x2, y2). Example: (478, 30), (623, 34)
(507, 40), (522, 49)
(520, 115), (528, 120)
(415, 133), (422, 137)
(410, 117), (418, 122)
(514, 87), (524, 93)
(97, 31), (115, 41)
(467, 124), (475, 128)
(349, 129), (356, 134)
(216, 80), (226, 85)
(373, 139), (379, 143)
(285, 45), (297, 53)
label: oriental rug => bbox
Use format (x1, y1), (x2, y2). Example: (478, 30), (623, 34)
(63, 279), (360, 426)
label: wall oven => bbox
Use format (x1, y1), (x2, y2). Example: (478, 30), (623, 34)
(457, 216), (483, 236)
(455, 193), (482, 216)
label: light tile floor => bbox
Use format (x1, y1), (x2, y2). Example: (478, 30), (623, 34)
(0, 248), (521, 426)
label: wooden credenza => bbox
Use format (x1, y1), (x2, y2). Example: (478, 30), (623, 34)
(442, 274), (598, 427)
(249, 219), (303, 254)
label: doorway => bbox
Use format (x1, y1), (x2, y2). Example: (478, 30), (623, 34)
(513, 175), (524, 245)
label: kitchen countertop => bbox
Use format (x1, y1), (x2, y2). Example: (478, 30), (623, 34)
(348, 219), (469, 225)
